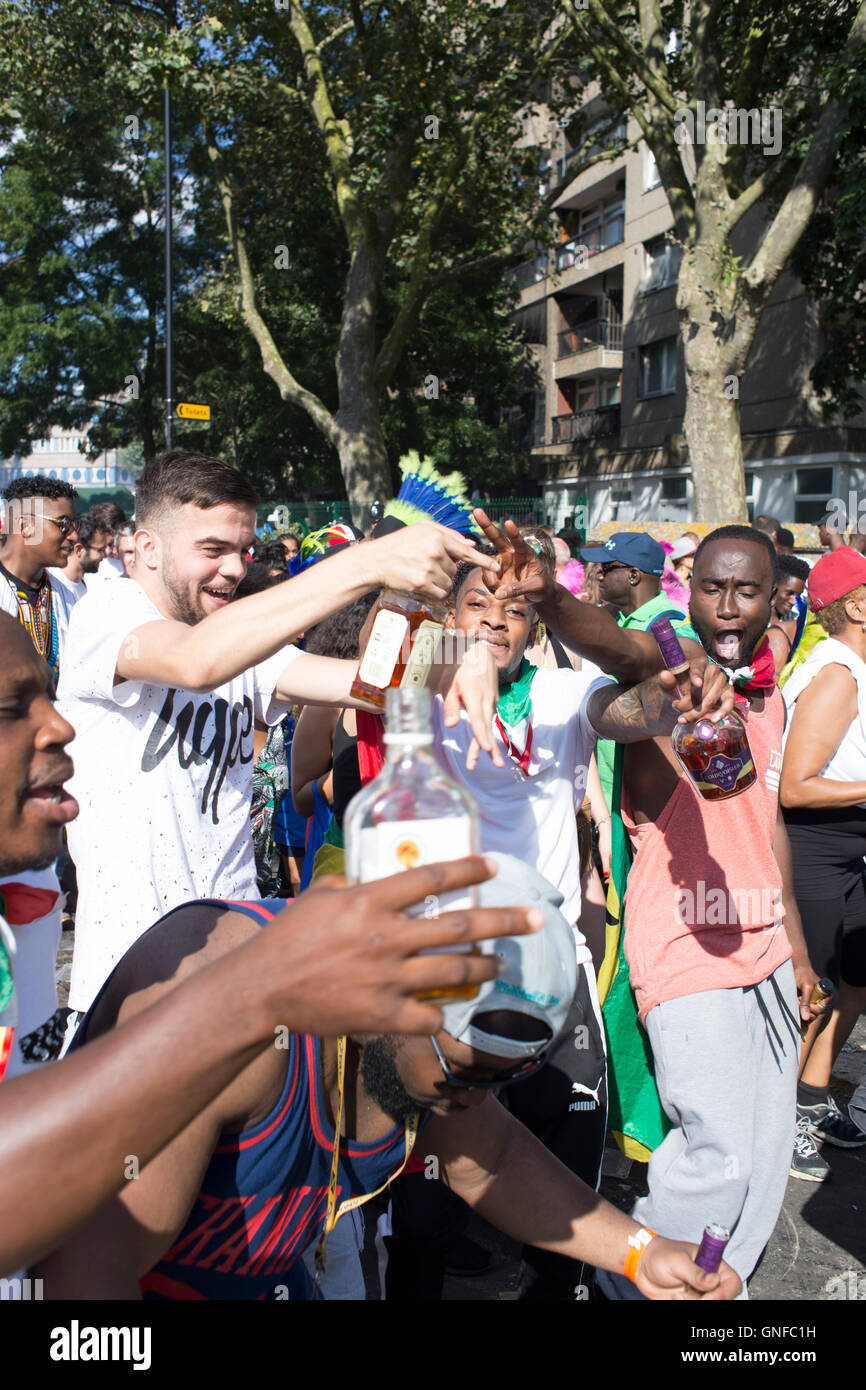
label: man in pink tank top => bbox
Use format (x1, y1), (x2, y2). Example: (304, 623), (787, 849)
(587, 526), (822, 1298)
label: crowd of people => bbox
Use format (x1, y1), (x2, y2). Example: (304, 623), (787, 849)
(0, 455), (863, 1306)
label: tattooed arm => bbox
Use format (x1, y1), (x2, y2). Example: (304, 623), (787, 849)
(587, 680), (677, 743)
(587, 664), (735, 742)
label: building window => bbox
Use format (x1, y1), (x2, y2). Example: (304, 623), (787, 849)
(661, 475), (688, 501)
(573, 195), (625, 257)
(644, 147), (661, 190)
(744, 470), (755, 522)
(638, 337), (678, 398)
(611, 487), (631, 503)
(644, 237), (682, 293)
(794, 465), (835, 523)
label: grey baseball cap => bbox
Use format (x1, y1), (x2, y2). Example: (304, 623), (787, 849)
(440, 853), (577, 1061)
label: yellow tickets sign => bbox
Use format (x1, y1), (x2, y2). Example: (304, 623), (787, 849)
(177, 402), (211, 420)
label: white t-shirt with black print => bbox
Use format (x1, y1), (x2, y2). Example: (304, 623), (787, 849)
(57, 580), (299, 1011)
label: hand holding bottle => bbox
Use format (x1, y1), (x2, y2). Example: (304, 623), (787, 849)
(658, 660), (736, 725)
(291, 856), (542, 1034)
(633, 1235), (742, 1300)
(652, 617), (756, 801)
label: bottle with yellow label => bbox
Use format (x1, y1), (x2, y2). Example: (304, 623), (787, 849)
(344, 686), (481, 1001)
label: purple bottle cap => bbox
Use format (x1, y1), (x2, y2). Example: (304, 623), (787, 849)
(695, 1223), (730, 1273)
(695, 720), (715, 740)
(650, 616), (689, 674)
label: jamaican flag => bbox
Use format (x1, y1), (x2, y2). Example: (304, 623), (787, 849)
(597, 741), (670, 1160)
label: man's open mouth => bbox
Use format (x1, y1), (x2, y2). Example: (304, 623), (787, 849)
(714, 629), (744, 662)
(22, 774), (79, 825)
(201, 586), (235, 603)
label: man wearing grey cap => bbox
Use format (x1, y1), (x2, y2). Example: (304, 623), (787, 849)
(36, 854), (739, 1302)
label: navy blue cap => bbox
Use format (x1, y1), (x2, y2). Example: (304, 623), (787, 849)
(580, 531), (666, 576)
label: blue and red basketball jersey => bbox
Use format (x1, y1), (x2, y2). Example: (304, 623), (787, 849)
(72, 897), (425, 1300)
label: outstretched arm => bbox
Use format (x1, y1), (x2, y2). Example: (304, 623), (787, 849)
(428, 1098), (740, 1300)
(473, 510), (706, 686)
(116, 524), (495, 694)
(587, 665), (735, 741)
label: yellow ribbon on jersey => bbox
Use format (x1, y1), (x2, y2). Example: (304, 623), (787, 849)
(312, 1035), (419, 1297)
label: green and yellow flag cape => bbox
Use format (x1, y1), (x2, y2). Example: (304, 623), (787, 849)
(597, 742), (670, 1160)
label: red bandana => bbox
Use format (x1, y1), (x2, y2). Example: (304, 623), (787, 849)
(720, 635), (776, 693)
(0, 883), (60, 925)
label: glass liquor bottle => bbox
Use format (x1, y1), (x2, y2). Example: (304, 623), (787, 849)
(650, 616), (758, 802)
(344, 686), (481, 1001)
(349, 590), (447, 711)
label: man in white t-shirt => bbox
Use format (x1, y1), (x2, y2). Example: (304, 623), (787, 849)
(58, 450), (499, 1016)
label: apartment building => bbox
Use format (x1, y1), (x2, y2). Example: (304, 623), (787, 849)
(507, 100), (866, 533)
(0, 426), (136, 493)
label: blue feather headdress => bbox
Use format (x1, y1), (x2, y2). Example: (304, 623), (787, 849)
(383, 452), (480, 535)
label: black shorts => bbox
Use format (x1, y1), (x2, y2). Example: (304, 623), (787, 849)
(784, 809), (866, 986)
(797, 882), (866, 988)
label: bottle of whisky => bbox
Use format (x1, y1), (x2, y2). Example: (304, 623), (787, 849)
(349, 590), (447, 711)
(344, 686), (481, 1001)
(650, 616), (757, 802)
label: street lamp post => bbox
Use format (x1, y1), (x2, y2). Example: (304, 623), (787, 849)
(163, 8), (174, 450)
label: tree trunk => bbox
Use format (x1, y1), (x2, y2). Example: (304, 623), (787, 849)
(678, 249), (751, 524)
(334, 240), (392, 515)
(335, 413), (390, 517)
(680, 345), (748, 522)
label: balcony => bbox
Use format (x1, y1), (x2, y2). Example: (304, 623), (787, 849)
(506, 253), (549, 290)
(555, 223), (625, 272)
(557, 320), (623, 358)
(550, 404), (621, 445)
(556, 123), (628, 184)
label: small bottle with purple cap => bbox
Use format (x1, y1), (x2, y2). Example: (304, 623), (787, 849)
(696, 1223), (730, 1274)
(650, 616), (757, 802)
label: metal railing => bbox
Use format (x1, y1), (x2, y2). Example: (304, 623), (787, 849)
(475, 497), (552, 526)
(557, 319), (623, 358)
(257, 497), (560, 536)
(556, 124), (628, 183)
(555, 223), (625, 270)
(506, 253), (550, 289)
(550, 403), (621, 444)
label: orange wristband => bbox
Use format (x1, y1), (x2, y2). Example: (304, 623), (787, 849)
(624, 1226), (657, 1284)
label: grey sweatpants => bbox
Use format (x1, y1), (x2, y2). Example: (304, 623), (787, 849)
(599, 959), (799, 1298)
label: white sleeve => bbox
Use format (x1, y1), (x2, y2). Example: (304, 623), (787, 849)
(56, 582), (162, 709)
(576, 673), (615, 742)
(253, 644), (304, 725)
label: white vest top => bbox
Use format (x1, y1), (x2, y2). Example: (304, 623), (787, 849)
(783, 637), (866, 798)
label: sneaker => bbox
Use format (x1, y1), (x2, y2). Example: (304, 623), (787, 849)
(789, 1117), (831, 1182)
(798, 1095), (866, 1149)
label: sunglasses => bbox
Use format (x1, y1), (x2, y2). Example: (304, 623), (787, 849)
(429, 1034), (547, 1091)
(43, 514), (80, 538)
